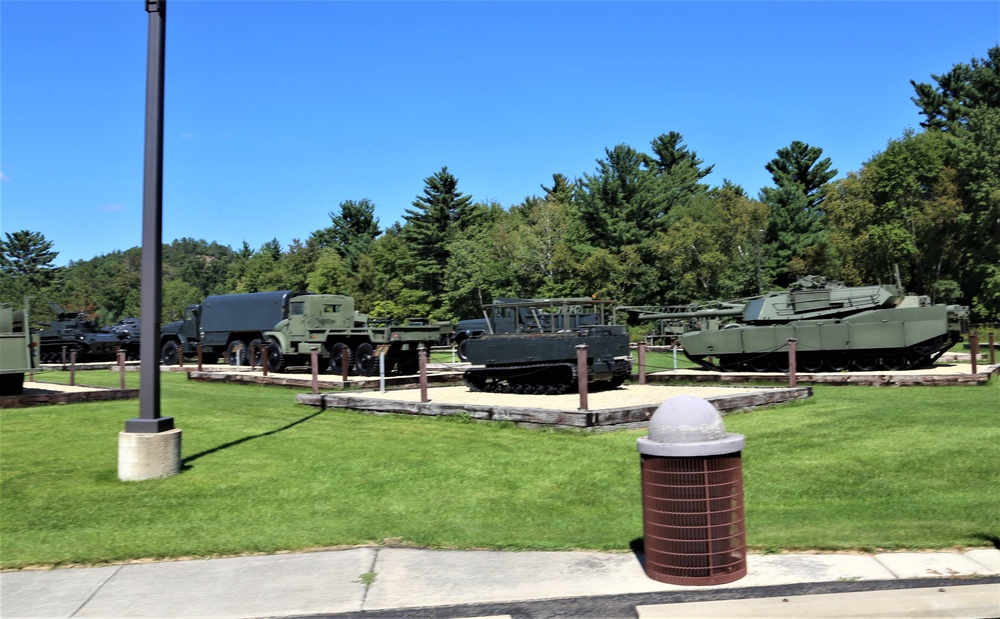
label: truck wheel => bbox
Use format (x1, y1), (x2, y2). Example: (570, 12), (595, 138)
(248, 339), (265, 366)
(265, 338), (286, 372)
(354, 342), (376, 375)
(227, 340), (248, 366)
(328, 342), (353, 374)
(160, 341), (180, 366)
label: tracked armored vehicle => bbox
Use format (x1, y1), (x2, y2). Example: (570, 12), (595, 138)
(461, 298), (632, 394)
(640, 276), (968, 373)
(37, 303), (139, 363)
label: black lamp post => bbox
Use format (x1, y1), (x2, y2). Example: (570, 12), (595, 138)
(125, 0), (172, 434)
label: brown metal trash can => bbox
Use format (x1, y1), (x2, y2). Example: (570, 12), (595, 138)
(637, 395), (747, 586)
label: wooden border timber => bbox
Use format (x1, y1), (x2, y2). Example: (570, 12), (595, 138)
(186, 369), (464, 390)
(295, 386), (812, 430)
(0, 386), (139, 409)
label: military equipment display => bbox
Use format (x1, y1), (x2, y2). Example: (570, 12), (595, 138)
(1, 302), (39, 396)
(460, 298), (632, 394)
(36, 303), (140, 363)
(621, 301), (746, 347)
(263, 294), (448, 374)
(160, 290), (307, 366)
(161, 290), (448, 374)
(636, 276), (969, 372)
(453, 298), (531, 361)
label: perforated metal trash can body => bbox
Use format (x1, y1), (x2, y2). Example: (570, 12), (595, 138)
(637, 395), (747, 586)
(640, 452), (746, 585)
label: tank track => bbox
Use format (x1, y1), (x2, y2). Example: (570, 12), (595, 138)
(464, 358), (632, 394)
(464, 361), (575, 394)
(688, 335), (956, 373)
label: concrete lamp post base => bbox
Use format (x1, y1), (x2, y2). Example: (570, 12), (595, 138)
(118, 428), (182, 481)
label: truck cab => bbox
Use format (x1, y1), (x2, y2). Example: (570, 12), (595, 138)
(282, 295), (358, 337)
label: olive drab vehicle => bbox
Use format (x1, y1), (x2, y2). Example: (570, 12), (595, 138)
(160, 291), (307, 366)
(636, 276), (969, 373)
(36, 303), (140, 363)
(460, 298), (633, 394)
(263, 294), (448, 375)
(161, 290), (448, 374)
(1, 302), (39, 396)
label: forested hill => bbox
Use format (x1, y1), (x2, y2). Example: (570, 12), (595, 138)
(3, 47), (998, 326)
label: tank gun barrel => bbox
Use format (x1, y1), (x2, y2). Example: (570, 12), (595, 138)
(635, 305), (746, 322)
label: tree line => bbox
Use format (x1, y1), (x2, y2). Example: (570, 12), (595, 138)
(2, 47), (998, 328)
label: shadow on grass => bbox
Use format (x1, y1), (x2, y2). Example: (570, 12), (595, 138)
(973, 533), (1000, 550)
(181, 410), (325, 469)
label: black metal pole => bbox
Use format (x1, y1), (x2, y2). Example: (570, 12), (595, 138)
(126, 0), (172, 433)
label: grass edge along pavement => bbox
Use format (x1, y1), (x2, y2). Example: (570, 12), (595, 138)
(0, 372), (996, 569)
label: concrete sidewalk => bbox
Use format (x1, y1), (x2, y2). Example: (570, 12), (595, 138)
(2, 547), (999, 618)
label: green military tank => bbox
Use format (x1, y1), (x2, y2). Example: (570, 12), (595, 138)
(461, 298), (633, 394)
(637, 276), (968, 372)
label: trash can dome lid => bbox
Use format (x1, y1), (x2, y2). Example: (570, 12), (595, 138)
(647, 395), (726, 443)
(638, 395), (745, 456)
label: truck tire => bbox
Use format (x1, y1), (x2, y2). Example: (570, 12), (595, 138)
(0, 373), (25, 396)
(248, 338), (265, 366)
(328, 342), (353, 374)
(265, 338), (286, 372)
(354, 342), (376, 375)
(160, 341), (180, 366)
(227, 339), (248, 366)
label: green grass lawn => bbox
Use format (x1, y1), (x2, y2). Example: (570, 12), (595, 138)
(1, 370), (997, 568)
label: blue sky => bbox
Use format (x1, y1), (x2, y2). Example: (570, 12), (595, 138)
(2, 1), (998, 267)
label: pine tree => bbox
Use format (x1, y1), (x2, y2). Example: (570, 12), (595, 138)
(760, 141), (837, 286)
(0, 230), (60, 298)
(400, 167), (477, 316)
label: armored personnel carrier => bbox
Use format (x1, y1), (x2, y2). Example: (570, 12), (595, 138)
(37, 303), (139, 363)
(640, 276), (968, 372)
(461, 298), (632, 394)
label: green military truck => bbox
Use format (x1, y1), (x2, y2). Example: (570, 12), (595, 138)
(262, 293), (446, 375)
(160, 290), (307, 366)
(1, 302), (39, 396)
(160, 291), (445, 375)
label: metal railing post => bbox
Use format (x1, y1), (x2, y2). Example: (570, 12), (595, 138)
(787, 338), (797, 387)
(419, 347), (429, 403)
(576, 344), (588, 411)
(310, 347), (319, 395)
(638, 342), (646, 385)
(119, 350), (127, 390)
(970, 331), (979, 375)
(341, 346), (349, 385)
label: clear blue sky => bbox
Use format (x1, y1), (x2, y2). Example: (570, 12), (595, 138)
(2, 1), (998, 267)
